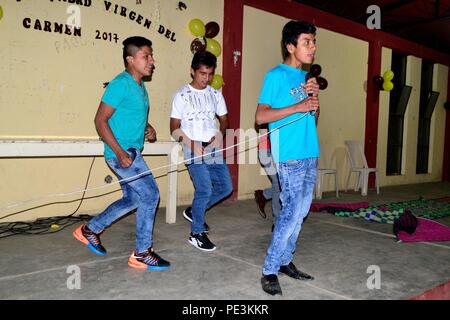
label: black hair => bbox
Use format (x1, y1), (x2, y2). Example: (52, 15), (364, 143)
(281, 20), (316, 60)
(122, 36), (152, 67)
(191, 50), (217, 71)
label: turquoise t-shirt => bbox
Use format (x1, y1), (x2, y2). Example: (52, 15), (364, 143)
(101, 71), (149, 159)
(258, 64), (319, 163)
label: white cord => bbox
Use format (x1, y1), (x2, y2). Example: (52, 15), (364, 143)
(0, 112), (310, 214)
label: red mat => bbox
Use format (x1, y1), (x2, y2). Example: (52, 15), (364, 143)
(397, 218), (450, 242)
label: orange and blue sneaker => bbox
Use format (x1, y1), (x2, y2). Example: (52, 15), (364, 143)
(128, 247), (170, 271)
(73, 224), (106, 255)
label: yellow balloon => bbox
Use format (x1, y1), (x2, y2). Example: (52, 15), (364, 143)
(0, 6), (3, 21)
(383, 70), (394, 81)
(188, 19), (205, 37)
(383, 80), (394, 91)
(210, 74), (223, 89)
(206, 38), (221, 57)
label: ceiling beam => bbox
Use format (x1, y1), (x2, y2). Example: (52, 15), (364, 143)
(384, 14), (450, 31)
(356, 0), (416, 22)
(381, 0), (416, 14)
(435, 0), (440, 18)
(245, 0), (450, 64)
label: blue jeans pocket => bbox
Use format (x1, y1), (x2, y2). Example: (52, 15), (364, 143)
(281, 159), (305, 172)
(127, 148), (138, 162)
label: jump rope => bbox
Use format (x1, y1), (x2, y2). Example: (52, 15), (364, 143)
(0, 111), (312, 218)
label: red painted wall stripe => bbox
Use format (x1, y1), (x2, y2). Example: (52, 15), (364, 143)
(365, 41), (382, 186)
(223, 0), (244, 201)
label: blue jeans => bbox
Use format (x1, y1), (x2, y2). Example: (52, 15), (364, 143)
(87, 149), (160, 253)
(184, 145), (233, 234)
(259, 148), (281, 221)
(262, 158), (317, 275)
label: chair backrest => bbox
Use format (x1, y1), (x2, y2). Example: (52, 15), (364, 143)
(344, 140), (369, 168)
(318, 143), (333, 169)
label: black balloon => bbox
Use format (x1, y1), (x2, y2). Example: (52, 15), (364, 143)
(205, 21), (220, 38)
(373, 75), (384, 90)
(317, 77), (328, 90)
(190, 37), (206, 54)
(310, 64), (322, 77)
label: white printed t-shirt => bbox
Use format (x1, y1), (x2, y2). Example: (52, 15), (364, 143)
(171, 84), (228, 142)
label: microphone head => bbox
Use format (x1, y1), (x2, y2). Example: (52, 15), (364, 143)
(310, 64), (322, 77)
(317, 77), (328, 90)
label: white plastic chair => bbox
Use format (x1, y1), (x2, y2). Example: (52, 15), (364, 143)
(344, 140), (379, 196)
(315, 144), (339, 199)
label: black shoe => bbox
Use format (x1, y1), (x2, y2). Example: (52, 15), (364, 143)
(279, 262), (314, 281)
(261, 274), (282, 296)
(188, 232), (216, 252)
(183, 207), (210, 233)
(254, 190), (267, 219)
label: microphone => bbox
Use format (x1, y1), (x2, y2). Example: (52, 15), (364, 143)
(304, 64), (323, 115)
(305, 72), (316, 115)
(305, 73), (314, 97)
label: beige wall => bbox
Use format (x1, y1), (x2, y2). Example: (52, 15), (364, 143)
(0, 0), (224, 222)
(238, 6), (369, 199)
(238, 7), (289, 200)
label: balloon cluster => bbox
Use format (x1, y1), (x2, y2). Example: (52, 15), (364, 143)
(305, 64), (328, 90)
(373, 70), (394, 91)
(188, 18), (223, 89)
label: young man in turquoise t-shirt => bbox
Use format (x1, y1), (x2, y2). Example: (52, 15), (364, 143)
(73, 36), (170, 271)
(256, 21), (320, 295)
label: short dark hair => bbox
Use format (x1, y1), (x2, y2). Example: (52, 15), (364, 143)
(122, 36), (152, 67)
(191, 50), (217, 71)
(281, 20), (316, 60)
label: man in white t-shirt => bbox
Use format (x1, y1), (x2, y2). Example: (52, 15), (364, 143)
(170, 51), (233, 252)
